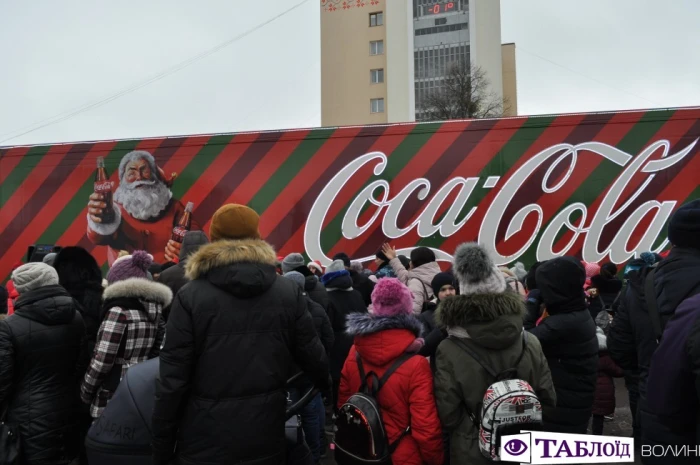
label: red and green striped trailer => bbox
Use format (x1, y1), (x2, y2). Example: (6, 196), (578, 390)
(1, 107), (699, 282)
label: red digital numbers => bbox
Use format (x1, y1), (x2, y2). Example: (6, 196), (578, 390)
(429, 2), (456, 15)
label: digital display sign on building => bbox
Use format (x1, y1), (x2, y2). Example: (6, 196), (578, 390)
(426, 2), (456, 14)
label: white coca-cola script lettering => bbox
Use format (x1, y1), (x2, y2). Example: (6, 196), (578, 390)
(304, 139), (698, 266)
(94, 181), (112, 194)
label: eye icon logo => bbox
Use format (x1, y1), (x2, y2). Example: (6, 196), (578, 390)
(503, 439), (528, 456)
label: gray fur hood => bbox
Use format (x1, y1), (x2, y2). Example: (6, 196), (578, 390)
(346, 312), (423, 337)
(103, 278), (173, 307)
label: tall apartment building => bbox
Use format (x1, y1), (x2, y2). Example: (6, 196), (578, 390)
(321, 0), (517, 127)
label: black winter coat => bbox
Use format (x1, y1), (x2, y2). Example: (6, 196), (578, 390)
(417, 302), (446, 372)
(151, 239), (329, 465)
(68, 287), (103, 361)
(305, 275), (330, 311)
(157, 265), (188, 302)
(607, 247), (700, 459)
(349, 269), (375, 307)
(528, 309), (598, 433)
(306, 294), (334, 354)
(0, 285), (89, 464)
(325, 273), (367, 381)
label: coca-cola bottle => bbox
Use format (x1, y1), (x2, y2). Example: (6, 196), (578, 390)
(94, 157), (115, 223)
(171, 202), (194, 243)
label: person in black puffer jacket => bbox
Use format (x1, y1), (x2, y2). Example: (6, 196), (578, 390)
(52, 246), (105, 359)
(586, 262), (623, 320)
(281, 253), (330, 311)
(157, 230), (209, 319)
(418, 271), (457, 371)
(527, 256), (598, 434)
(0, 262), (88, 465)
(151, 204), (329, 465)
(283, 271), (334, 463)
(523, 261), (545, 330)
(321, 259), (367, 407)
(607, 200), (700, 463)
(284, 271), (334, 354)
(334, 252), (375, 307)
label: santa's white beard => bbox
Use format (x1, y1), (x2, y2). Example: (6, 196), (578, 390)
(114, 179), (173, 220)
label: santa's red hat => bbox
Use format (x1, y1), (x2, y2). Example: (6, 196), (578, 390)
(308, 260), (324, 274)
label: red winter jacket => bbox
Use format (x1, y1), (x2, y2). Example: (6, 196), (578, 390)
(338, 313), (443, 465)
(593, 351), (624, 416)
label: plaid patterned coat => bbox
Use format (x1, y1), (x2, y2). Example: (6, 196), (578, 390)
(81, 278), (172, 418)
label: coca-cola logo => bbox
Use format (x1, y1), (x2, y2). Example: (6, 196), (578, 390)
(304, 138), (698, 266)
(172, 227), (187, 240)
(94, 181), (112, 193)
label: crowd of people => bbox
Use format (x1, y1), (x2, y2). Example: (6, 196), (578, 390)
(0, 198), (699, 465)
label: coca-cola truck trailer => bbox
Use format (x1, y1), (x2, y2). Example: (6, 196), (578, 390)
(1, 107), (699, 282)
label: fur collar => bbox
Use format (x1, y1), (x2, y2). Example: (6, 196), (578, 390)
(346, 312), (423, 337)
(185, 239), (277, 280)
(436, 292), (525, 328)
(103, 278), (172, 306)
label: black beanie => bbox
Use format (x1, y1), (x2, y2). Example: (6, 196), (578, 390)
(668, 199), (700, 250)
(536, 256), (587, 314)
(431, 272), (456, 298)
(332, 252), (351, 268)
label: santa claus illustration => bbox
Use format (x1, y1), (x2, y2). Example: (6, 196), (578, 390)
(86, 150), (199, 265)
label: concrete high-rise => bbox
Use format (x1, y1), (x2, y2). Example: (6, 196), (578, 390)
(321, 0), (517, 127)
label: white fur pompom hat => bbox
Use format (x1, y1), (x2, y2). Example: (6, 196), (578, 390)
(453, 243), (507, 295)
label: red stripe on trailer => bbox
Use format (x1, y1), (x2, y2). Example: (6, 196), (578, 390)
(279, 125), (416, 256)
(258, 127), (362, 239)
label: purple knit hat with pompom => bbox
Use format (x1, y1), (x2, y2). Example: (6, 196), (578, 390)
(107, 250), (153, 284)
(371, 278), (413, 317)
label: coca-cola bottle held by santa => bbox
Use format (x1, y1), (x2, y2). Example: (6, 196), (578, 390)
(94, 157), (115, 223)
(171, 202), (194, 243)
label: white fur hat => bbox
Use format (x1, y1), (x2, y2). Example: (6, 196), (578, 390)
(453, 243), (507, 295)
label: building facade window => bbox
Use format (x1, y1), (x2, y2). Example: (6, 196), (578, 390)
(370, 12), (384, 27)
(370, 98), (385, 113)
(415, 22), (467, 36)
(414, 42), (470, 120)
(435, 17), (447, 26)
(370, 68), (385, 84)
(370, 40), (384, 55)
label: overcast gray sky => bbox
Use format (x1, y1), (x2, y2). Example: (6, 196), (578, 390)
(1, 0), (699, 146)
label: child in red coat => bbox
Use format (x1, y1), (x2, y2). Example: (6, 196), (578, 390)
(592, 311), (624, 435)
(338, 278), (444, 465)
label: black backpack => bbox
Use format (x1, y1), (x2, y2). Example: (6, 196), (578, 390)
(334, 352), (415, 465)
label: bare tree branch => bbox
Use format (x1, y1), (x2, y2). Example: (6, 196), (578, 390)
(419, 62), (505, 121)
